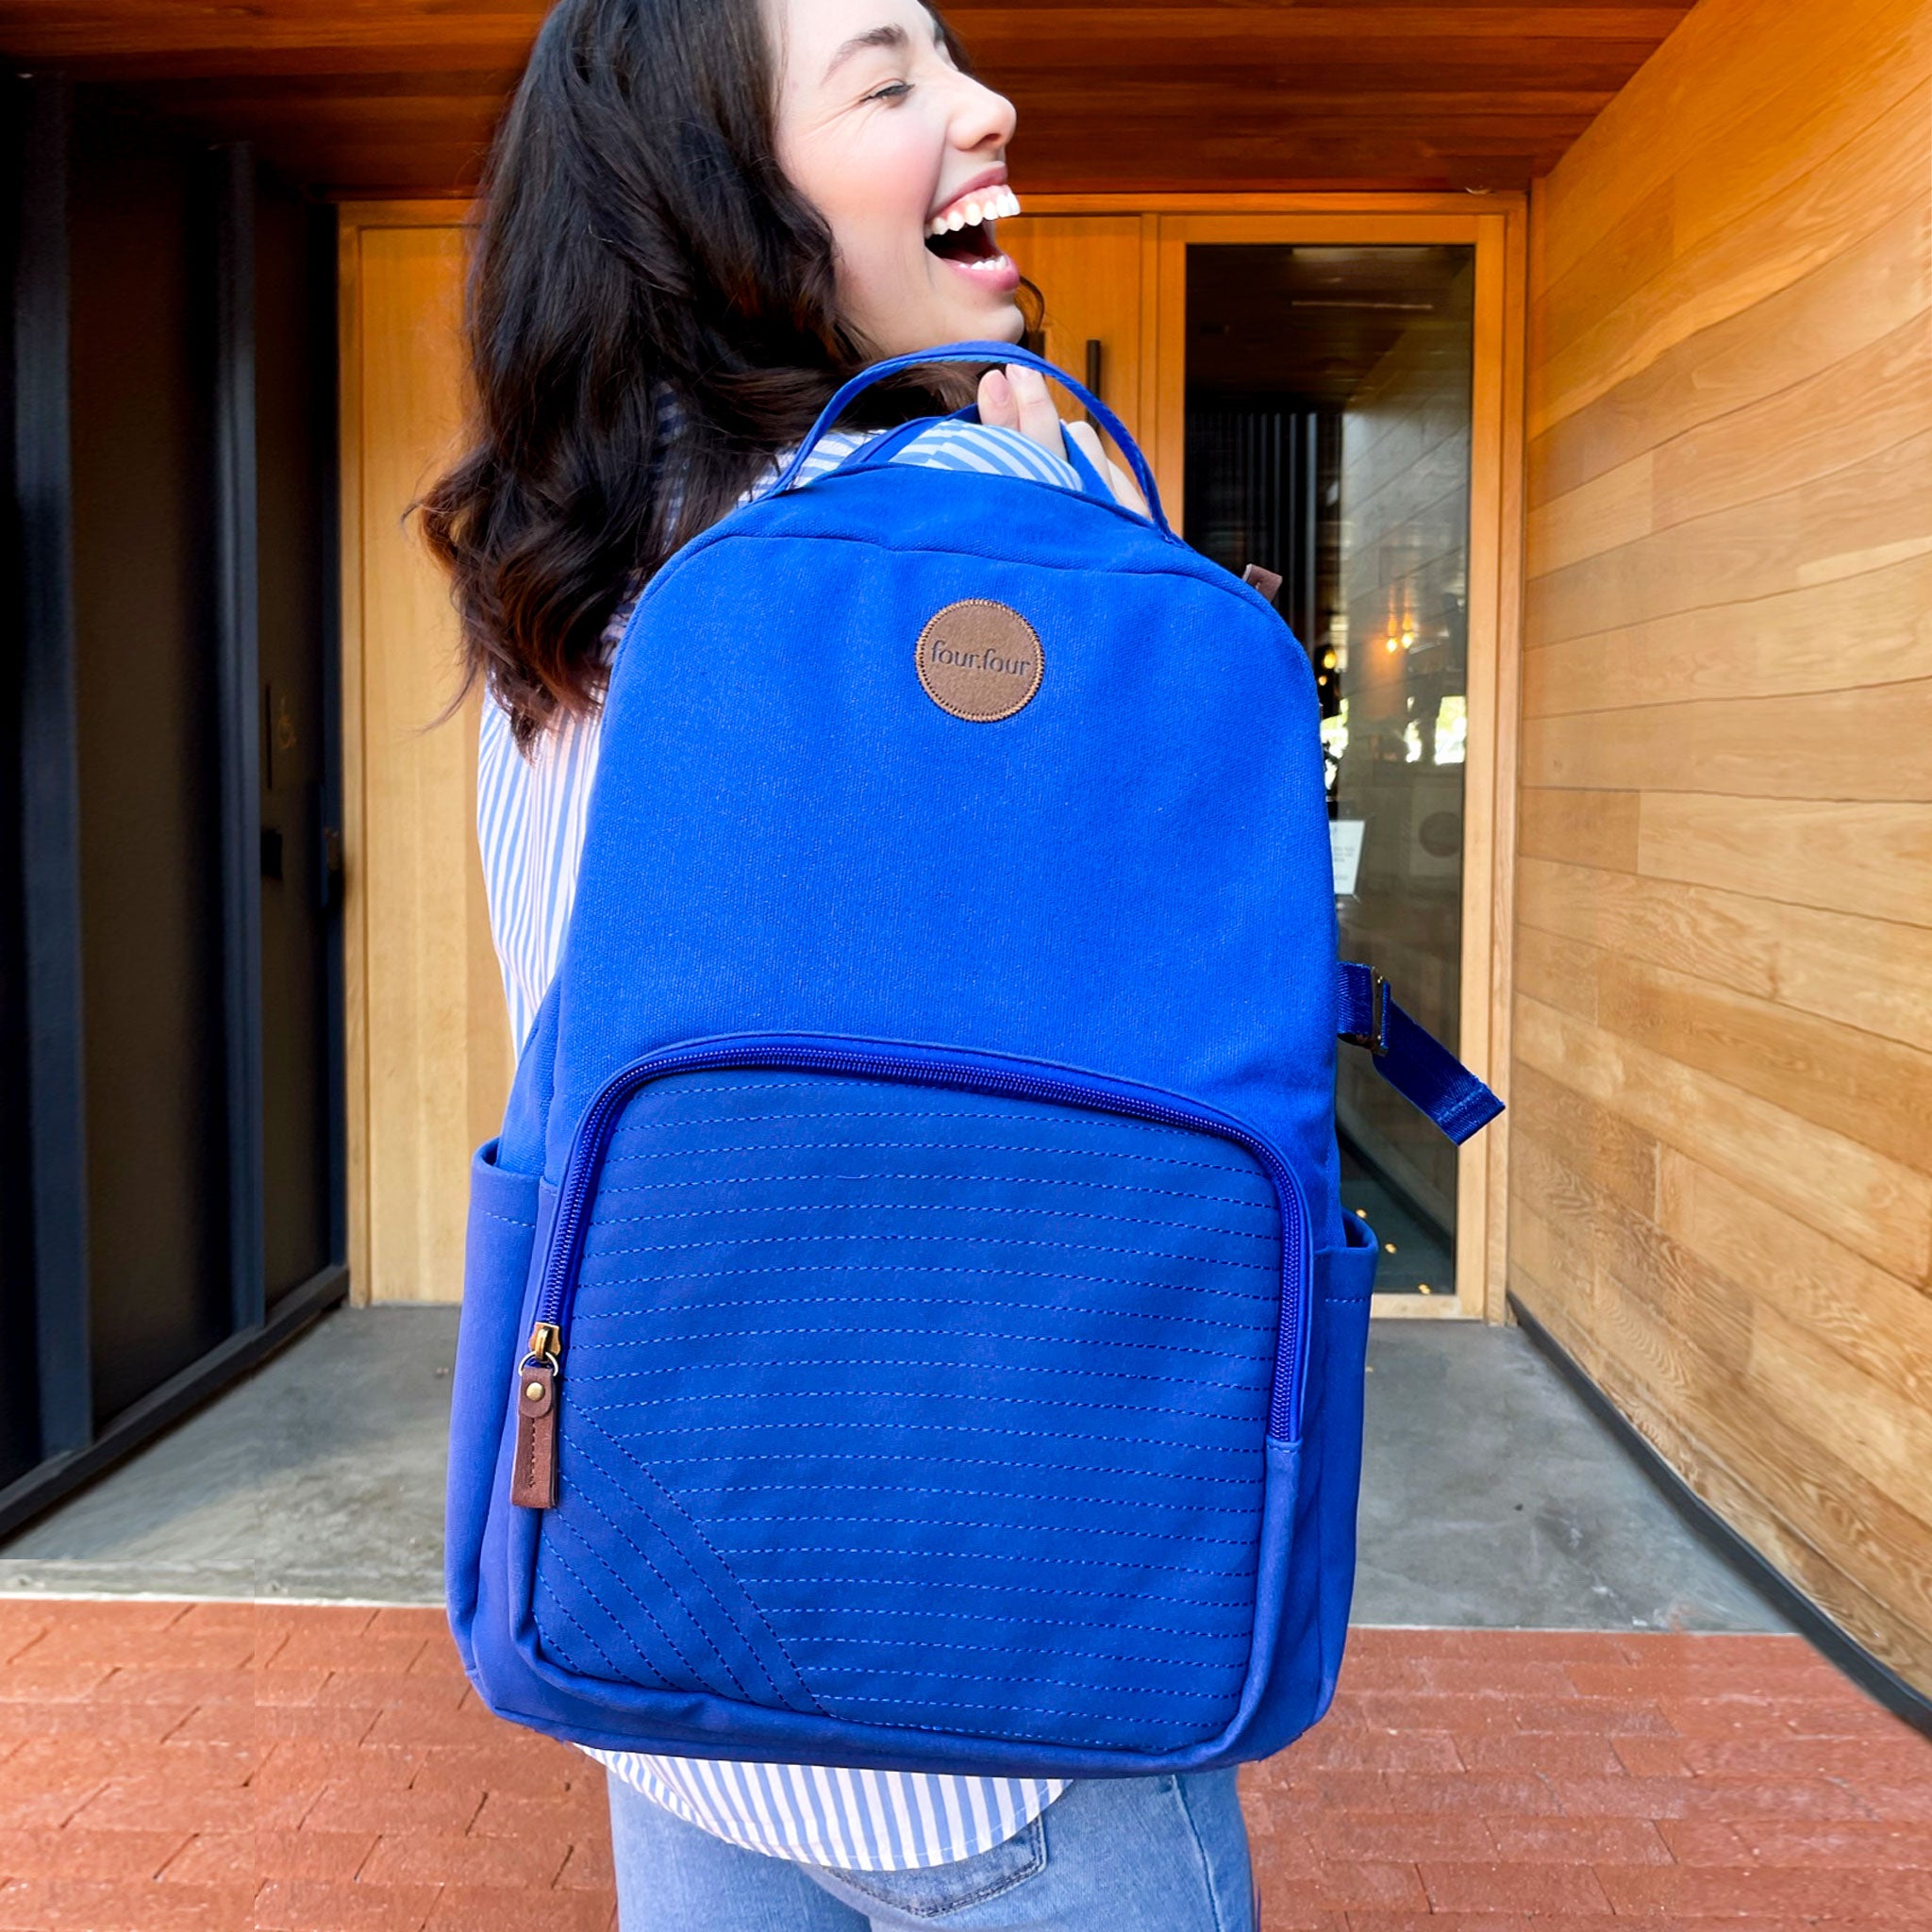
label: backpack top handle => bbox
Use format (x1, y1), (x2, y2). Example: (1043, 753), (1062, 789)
(767, 339), (1176, 540)
(825, 401), (1124, 513)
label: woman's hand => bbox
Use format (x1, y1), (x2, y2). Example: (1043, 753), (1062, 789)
(977, 365), (1152, 519)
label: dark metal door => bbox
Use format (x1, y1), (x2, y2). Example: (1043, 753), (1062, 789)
(254, 175), (341, 1310)
(0, 77), (345, 1531)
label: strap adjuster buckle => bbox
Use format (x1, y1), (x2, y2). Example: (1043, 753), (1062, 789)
(1341, 971), (1389, 1058)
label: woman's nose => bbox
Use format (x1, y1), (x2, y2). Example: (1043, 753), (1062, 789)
(951, 75), (1016, 154)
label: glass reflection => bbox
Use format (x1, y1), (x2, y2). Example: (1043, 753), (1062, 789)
(1185, 245), (1474, 1293)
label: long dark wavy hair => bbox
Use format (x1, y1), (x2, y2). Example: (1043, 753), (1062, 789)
(421, 0), (1039, 747)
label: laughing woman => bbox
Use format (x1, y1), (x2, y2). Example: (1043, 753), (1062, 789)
(423, 2), (1250, 1925)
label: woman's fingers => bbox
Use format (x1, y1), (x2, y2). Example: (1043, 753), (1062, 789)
(981, 365), (1151, 519)
(977, 367), (1017, 430)
(1065, 420), (1152, 518)
(1006, 364), (1064, 456)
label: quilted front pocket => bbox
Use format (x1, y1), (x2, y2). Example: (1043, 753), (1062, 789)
(513, 1039), (1308, 1756)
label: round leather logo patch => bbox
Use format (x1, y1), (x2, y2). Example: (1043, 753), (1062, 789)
(916, 600), (1043, 722)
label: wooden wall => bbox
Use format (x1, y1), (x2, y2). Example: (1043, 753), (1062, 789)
(1517, 0), (1932, 1686)
(340, 208), (512, 1304)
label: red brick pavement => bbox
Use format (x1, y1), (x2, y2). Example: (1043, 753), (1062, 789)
(0, 1601), (1926, 1929)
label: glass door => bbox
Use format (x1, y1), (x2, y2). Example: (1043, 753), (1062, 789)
(1153, 213), (1517, 1318)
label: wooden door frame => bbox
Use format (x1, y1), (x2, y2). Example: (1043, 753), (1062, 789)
(336, 198), (476, 1304)
(1024, 193), (1526, 1322)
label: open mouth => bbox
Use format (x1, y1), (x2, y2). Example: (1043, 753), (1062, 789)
(924, 185), (1021, 265)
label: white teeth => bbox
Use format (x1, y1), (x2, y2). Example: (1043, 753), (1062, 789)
(925, 186), (1021, 238)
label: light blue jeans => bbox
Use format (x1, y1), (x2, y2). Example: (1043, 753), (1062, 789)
(608, 1771), (1256, 1930)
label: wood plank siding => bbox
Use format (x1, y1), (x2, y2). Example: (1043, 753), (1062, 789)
(1518, 0), (1932, 1688)
(0, 3), (1694, 197)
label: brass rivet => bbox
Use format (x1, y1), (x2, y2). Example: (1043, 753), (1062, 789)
(525, 1380), (544, 1400)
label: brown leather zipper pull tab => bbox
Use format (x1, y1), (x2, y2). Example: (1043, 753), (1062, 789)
(510, 1326), (560, 1509)
(1241, 562), (1282, 607)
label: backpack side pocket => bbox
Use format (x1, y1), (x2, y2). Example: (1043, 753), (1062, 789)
(1312, 1211), (1378, 1702)
(447, 1138), (544, 1672)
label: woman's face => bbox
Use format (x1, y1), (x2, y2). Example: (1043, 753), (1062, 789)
(768, 0), (1024, 355)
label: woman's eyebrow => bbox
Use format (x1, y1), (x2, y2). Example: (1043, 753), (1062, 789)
(824, 24), (908, 81)
(824, 15), (942, 83)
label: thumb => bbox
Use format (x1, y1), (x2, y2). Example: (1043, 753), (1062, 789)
(977, 367), (1016, 427)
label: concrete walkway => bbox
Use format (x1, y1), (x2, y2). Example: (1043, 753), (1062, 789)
(0, 1307), (1789, 1633)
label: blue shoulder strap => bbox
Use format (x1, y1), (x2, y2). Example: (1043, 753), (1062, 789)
(1336, 960), (1502, 1144)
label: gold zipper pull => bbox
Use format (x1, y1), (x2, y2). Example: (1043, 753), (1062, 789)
(509, 1325), (561, 1510)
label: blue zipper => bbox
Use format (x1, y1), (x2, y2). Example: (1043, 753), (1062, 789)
(518, 1039), (1312, 1442)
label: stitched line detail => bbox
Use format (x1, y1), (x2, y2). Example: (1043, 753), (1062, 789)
(596, 1169), (1275, 1212)
(578, 1413), (1257, 1456)
(591, 1198), (1278, 1243)
(832, 1816), (1045, 1918)
(578, 1357), (1265, 1398)
(627, 1075), (1191, 1110)
(545, 1513), (721, 1694)
(536, 1548), (652, 1687)
(570, 1324), (1266, 1363)
(727, 1542), (1258, 1581)
(621, 1078), (874, 1095)
(677, 1474), (1260, 1512)
(807, 1697), (1196, 1751)
(712, 1509), (1257, 1548)
(771, 1600), (1250, 1641)
(569, 1293), (1268, 1336)
(601, 1137), (1258, 1179)
(551, 1473), (757, 1702)
(820, 1688), (1232, 1717)
(474, 1207), (538, 1227)
(802, 1659), (1238, 1702)
(783, 1630), (1248, 1671)
(579, 1386), (1260, 1426)
(1172, 1762), (1233, 1932)
(575, 1411), (830, 1716)
(573, 1257), (1276, 1307)
(720, 1571), (1257, 1608)
(583, 1228), (1276, 1274)
(534, 1596), (617, 1682)
(643, 1449), (1264, 1486)
(613, 1104), (1219, 1143)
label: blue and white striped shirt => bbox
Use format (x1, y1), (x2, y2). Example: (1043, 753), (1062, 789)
(476, 415), (1082, 1868)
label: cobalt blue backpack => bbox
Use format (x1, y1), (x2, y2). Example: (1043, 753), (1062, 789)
(445, 341), (1500, 1777)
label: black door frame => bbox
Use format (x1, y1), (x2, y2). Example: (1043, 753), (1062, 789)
(0, 76), (347, 1540)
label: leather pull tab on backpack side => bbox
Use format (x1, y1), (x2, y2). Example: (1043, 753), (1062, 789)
(511, 1361), (558, 1509)
(1241, 563), (1282, 606)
